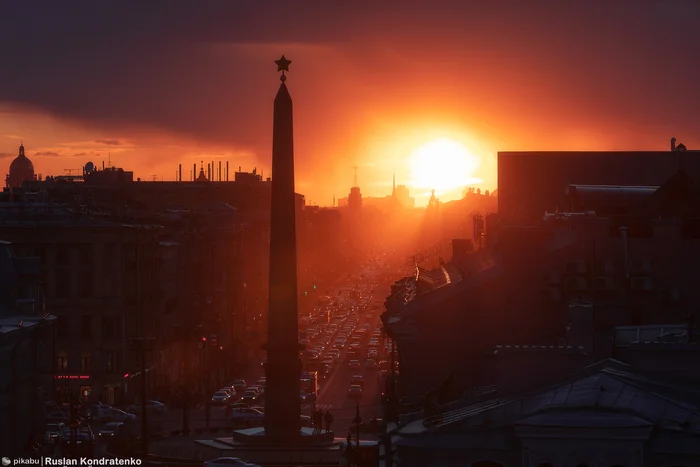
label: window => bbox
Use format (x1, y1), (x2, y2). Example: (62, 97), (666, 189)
(56, 315), (69, 338)
(56, 248), (71, 266)
(55, 271), (72, 299)
(104, 243), (118, 270)
(80, 315), (92, 338)
(57, 353), (68, 371)
(105, 351), (116, 373)
(102, 316), (119, 339)
(79, 270), (94, 298)
(81, 351), (92, 371)
(78, 244), (93, 266)
(125, 273), (137, 298)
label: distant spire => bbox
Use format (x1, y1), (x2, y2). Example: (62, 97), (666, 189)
(392, 169), (396, 195)
(352, 166), (358, 187)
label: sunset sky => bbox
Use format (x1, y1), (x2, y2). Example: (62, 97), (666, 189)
(1, 1), (700, 206)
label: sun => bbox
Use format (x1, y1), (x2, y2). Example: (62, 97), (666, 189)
(409, 138), (481, 191)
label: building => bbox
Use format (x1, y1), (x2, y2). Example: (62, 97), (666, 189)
(497, 144), (700, 221)
(390, 358), (700, 467)
(382, 167), (700, 403)
(0, 191), (164, 405)
(6, 143), (36, 188)
(0, 240), (54, 457)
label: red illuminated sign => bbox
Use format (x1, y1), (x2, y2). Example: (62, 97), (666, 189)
(54, 375), (90, 380)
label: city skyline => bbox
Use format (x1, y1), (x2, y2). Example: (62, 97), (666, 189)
(2, 1), (700, 206)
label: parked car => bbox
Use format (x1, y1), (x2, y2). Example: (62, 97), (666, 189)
(88, 404), (113, 421)
(204, 457), (261, 467)
(232, 380), (247, 392)
(98, 422), (124, 438)
(240, 391), (258, 404)
(100, 408), (136, 423)
(124, 400), (167, 415)
(348, 359), (361, 370)
(45, 423), (65, 443)
(211, 391), (231, 405)
(224, 402), (248, 417)
(46, 410), (68, 423)
(230, 408), (265, 425)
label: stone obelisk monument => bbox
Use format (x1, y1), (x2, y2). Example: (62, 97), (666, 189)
(263, 55), (302, 441)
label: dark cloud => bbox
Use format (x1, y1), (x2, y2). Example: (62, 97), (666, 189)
(0, 152), (14, 160)
(94, 139), (120, 146)
(1, 0), (700, 156)
(34, 151), (61, 158)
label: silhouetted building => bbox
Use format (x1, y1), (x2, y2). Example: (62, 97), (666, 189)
(348, 186), (362, 214)
(383, 168), (700, 404)
(391, 359), (700, 466)
(498, 147), (700, 221)
(83, 166), (134, 185)
(0, 240), (54, 457)
(6, 143), (36, 188)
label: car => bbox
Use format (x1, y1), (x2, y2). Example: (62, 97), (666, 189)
(87, 404), (112, 421)
(240, 391), (258, 404)
(98, 422), (124, 438)
(233, 379), (247, 392)
(350, 375), (365, 387)
(101, 408), (136, 423)
(125, 400), (167, 415)
(211, 391), (231, 405)
(300, 415), (313, 427)
(230, 408), (265, 425)
(45, 423), (65, 443)
(365, 359), (377, 369)
(300, 391), (315, 403)
(257, 377), (266, 387)
(204, 457), (261, 467)
(347, 384), (363, 398)
(224, 402), (248, 416)
(348, 359), (361, 369)
(46, 410), (68, 423)
(246, 385), (262, 394)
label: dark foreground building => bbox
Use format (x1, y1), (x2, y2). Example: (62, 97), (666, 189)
(497, 146), (700, 220)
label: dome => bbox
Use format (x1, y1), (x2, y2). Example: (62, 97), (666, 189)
(7, 143), (35, 188)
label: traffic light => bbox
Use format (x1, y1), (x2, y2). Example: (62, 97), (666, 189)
(304, 291), (308, 296)
(313, 284), (317, 290)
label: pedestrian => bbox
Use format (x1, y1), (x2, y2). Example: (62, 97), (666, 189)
(324, 410), (333, 432)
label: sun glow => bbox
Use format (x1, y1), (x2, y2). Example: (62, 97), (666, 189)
(409, 138), (481, 192)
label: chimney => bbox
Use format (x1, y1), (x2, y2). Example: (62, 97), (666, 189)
(451, 239), (474, 263)
(219, 161), (222, 182)
(226, 161), (229, 181)
(671, 137), (677, 152)
(619, 226), (629, 279)
(207, 164), (211, 180)
(193, 164), (196, 181)
(178, 164), (182, 182)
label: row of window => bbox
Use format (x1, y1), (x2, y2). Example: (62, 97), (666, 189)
(56, 351), (119, 372)
(57, 315), (122, 339)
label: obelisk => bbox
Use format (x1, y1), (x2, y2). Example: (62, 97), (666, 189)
(264, 55), (302, 440)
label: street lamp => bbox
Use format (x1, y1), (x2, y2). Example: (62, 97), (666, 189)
(353, 403), (362, 461)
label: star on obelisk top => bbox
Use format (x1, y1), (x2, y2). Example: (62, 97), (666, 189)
(275, 55), (291, 82)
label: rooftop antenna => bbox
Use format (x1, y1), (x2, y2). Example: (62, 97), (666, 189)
(152, 175), (157, 182)
(352, 166), (358, 187)
(108, 153), (112, 168)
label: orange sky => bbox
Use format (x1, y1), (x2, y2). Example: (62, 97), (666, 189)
(2, 2), (700, 207)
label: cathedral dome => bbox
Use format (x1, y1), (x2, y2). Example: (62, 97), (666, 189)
(7, 143), (35, 188)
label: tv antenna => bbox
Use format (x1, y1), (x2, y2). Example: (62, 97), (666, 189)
(352, 166), (358, 187)
(152, 175), (158, 182)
